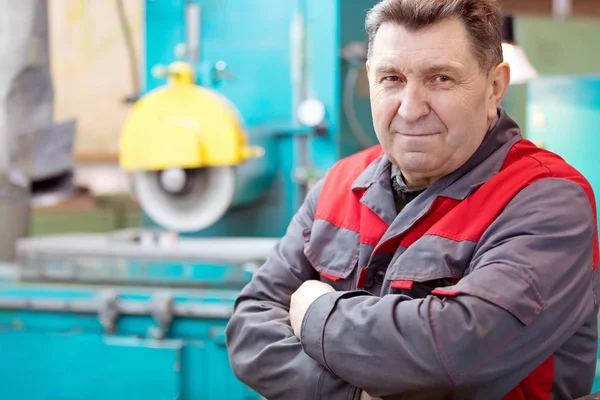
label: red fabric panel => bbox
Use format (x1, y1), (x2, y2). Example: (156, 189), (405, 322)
(502, 355), (554, 400)
(391, 280), (414, 290)
(314, 146), (384, 233)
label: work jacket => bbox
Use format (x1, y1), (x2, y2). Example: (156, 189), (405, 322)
(226, 109), (600, 400)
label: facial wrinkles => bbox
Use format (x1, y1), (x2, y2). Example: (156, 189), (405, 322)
(405, 59), (480, 119)
(370, 25), (490, 123)
(371, 26), (476, 81)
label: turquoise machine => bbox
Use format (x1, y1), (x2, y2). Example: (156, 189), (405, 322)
(128, 0), (379, 237)
(526, 76), (600, 226)
(0, 1), (380, 399)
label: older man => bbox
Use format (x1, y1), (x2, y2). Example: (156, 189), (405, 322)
(226, 1), (600, 399)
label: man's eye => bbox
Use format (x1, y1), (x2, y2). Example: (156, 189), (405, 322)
(435, 75), (451, 83)
(383, 76), (400, 82)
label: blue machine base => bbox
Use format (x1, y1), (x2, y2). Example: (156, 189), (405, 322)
(0, 270), (262, 400)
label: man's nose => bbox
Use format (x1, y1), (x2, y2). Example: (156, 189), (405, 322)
(397, 84), (430, 123)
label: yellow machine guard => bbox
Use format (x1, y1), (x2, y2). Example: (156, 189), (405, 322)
(120, 64), (262, 171)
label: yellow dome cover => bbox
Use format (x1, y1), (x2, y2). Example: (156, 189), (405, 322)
(120, 67), (261, 171)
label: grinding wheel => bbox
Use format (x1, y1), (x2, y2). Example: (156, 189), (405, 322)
(132, 166), (236, 232)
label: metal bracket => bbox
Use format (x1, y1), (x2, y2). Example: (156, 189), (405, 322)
(151, 291), (174, 340)
(97, 290), (119, 334)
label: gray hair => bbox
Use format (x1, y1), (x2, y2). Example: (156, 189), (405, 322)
(365, 0), (503, 72)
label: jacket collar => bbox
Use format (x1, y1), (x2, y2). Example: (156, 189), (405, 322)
(351, 151), (390, 191)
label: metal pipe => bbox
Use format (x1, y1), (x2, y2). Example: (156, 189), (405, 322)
(185, 3), (201, 65)
(0, 296), (233, 319)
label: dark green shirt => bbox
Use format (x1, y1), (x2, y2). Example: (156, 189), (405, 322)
(390, 164), (427, 214)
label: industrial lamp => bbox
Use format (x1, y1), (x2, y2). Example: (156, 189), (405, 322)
(502, 15), (538, 85)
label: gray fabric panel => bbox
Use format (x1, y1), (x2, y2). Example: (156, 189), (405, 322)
(302, 293), (455, 395)
(301, 291), (348, 372)
(550, 259), (600, 399)
(226, 178), (359, 399)
(359, 162), (396, 225)
(350, 153), (388, 190)
(304, 219), (360, 280)
(552, 300), (598, 399)
(455, 262), (544, 325)
(387, 236), (476, 281)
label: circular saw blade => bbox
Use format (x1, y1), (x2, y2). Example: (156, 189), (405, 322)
(132, 166), (236, 232)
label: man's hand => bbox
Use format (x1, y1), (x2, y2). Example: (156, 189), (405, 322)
(290, 280), (335, 339)
(360, 390), (383, 400)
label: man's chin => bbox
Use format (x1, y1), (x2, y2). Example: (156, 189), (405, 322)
(394, 159), (445, 187)
(394, 154), (439, 173)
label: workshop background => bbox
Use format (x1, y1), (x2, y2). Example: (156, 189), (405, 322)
(0, 0), (599, 399)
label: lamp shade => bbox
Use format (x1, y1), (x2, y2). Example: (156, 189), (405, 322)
(502, 15), (538, 85)
(502, 42), (538, 84)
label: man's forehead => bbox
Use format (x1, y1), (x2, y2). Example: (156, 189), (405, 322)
(373, 56), (464, 75)
(370, 19), (473, 65)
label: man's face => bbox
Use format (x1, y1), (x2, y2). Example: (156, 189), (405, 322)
(367, 18), (508, 187)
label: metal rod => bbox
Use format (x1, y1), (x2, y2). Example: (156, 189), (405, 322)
(0, 297), (233, 319)
(185, 3), (201, 64)
(18, 272), (250, 290)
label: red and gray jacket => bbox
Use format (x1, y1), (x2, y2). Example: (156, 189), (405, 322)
(226, 109), (600, 400)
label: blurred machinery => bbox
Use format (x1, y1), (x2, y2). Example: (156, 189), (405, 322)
(0, 1), (380, 399)
(120, 1), (377, 237)
(0, 0), (77, 262)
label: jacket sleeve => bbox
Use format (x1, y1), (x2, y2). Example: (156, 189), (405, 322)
(299, 177), (599, 398)
(225, 178), (360, 400)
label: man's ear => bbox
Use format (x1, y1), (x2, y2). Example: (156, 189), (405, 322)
(488, 62), (510, 120)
